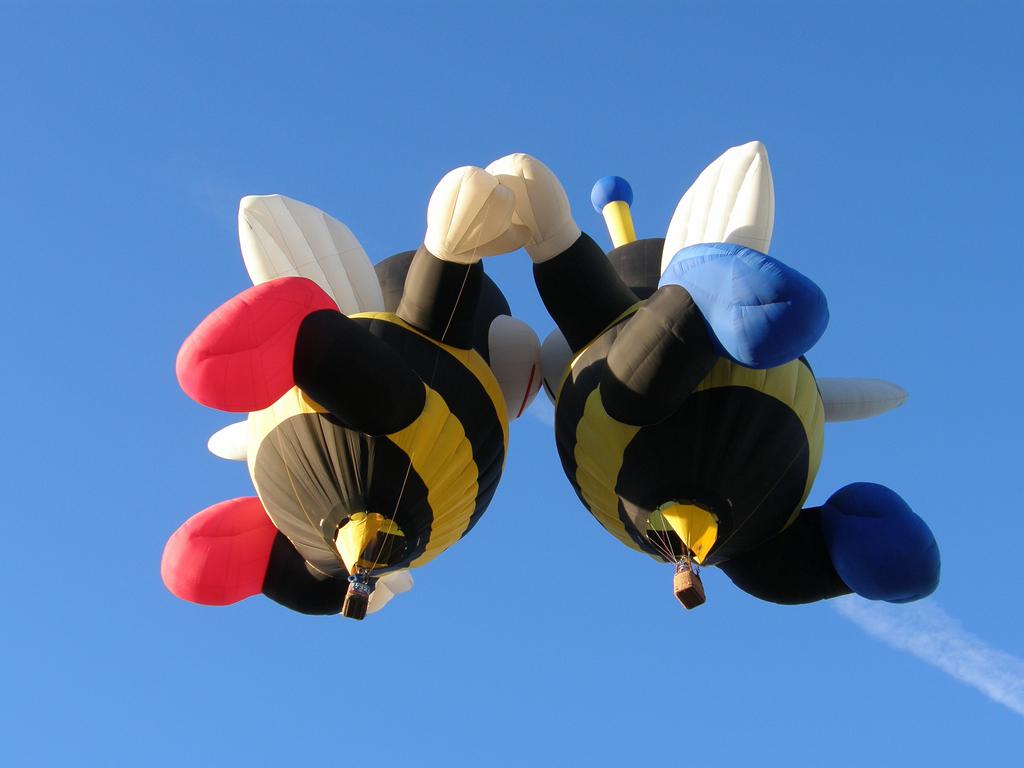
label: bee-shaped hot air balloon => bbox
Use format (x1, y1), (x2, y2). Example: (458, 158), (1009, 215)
(163, 166), (542, 619)
(486, 146), (939, 609)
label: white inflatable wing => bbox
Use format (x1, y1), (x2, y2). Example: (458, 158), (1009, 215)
(818, 378), (908, 422)
(545, 145), (772, 402)
(209, 195), (388, 460)
(208, 421), (249, 461)
(488, 315), (542, 419)
(366, 569), (414, 615)
(540, 328), (573, 404)
(238, 194), (385, 315)
(662, 140), (775, 273)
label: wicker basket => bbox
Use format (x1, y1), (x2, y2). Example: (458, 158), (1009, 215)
(342, 588), (369, 620)
(673, 568), (706, 610)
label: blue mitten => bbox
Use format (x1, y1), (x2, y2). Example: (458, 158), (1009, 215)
(659, 243), (829, 369)
(818, 482), (940, 603)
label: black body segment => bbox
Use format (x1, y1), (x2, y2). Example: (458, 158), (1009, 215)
(253, 415), (433, 575)
(602, 284), (717, 426)
(351, 315), (507, 516)
(614, 384), (812, 564)
(533, 233), (639, 352)
(606, 238), (666, 300)
(374, 250), (417, 314)
(294, 309), (425, 435)
(376, 249), (511, 362)
(553, 316), (815, 566)
(540, 232), (824, 581)
(396, 246), (482, 349)
(717, 510), (852, 603)
(261, 533), (348, 615)
(251, 249), (508, 585)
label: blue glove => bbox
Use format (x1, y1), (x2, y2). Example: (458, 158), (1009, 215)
(659, 242), (829, 369)
(818, 482), (940, 603)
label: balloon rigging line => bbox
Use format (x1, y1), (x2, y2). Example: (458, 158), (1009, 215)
(271, 422), (326, 567)
(278, 212), (375, 571)
(361, 195), (497, 577)
(649, 524), (679, 566)
(367, 255), (474, 576)
(725, 446), (806, 549)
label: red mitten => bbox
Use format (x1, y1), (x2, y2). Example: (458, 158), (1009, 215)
(176, 277), (337, 412)
(161, 497), (279, 606)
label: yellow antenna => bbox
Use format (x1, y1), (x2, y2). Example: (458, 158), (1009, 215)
(591, 176), (637, 248)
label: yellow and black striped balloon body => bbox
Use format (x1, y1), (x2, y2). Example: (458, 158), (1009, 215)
(554, 309), (824, 567)
(246, 312), (509, 578)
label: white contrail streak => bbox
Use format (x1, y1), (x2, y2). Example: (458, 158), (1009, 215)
(835, 597), (1024, 717)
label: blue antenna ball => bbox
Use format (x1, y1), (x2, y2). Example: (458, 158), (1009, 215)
(591, 176), (633, 213)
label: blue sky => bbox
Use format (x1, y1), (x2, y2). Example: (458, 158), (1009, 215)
(3, 1), (1022, 764)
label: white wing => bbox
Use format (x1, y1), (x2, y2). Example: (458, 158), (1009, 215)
(662, 140), (775, 273)
(209, 195), (387, 458)
(207, 421), (249, 461)
(238, 194), (384, 314)
(367, 569), (415, 615)
(818, 378), (908, 422)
